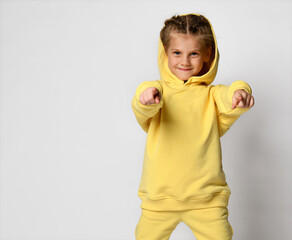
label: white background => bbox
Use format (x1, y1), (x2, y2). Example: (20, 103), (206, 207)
(0, 0), (291, 239)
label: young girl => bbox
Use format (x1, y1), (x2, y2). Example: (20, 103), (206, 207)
(132, 13), (254, 240)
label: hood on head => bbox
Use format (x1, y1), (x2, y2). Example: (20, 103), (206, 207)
(158, 13), (219, 86)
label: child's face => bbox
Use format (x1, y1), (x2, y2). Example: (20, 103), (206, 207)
(166, 33), (212, 81)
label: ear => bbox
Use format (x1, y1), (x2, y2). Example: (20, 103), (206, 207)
(204, 46), (212, 62)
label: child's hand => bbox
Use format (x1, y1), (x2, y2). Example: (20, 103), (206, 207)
(232, 89), (255, 109)
(139, 87), (161, 105)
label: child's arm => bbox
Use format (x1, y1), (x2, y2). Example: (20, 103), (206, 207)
(211, 81), (254, 137)
(131, 80), (163, 132)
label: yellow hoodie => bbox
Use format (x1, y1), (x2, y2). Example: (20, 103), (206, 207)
(131, 14), (252, 211)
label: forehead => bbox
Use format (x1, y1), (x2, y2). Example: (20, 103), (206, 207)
(168, 33), (204, 50)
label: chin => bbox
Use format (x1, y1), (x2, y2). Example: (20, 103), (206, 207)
(178, 77), (189, 81)
(180, 74), (195, 81)
(176, 73), (192, 81)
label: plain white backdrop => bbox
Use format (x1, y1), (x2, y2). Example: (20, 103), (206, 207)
(0, 0), (291, 239)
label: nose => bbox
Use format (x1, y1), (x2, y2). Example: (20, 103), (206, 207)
(181, 55), (190, 66)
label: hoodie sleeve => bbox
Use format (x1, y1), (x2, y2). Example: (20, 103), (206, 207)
(211, 80), (252, 137)
(131, 80), (163, 133)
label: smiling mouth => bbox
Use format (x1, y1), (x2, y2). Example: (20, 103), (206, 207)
(178, 68), (192, 71)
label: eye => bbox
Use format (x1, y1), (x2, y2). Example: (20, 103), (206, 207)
(191, 52), (198, 56)
(173, 51), (180, 55)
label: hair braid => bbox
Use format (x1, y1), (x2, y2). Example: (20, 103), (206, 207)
(160, 14), (215, 52)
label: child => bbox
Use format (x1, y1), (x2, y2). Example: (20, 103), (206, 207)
(131, 13), (254, 240)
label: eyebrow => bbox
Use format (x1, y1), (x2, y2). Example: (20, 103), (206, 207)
(170, 48), (200, 52)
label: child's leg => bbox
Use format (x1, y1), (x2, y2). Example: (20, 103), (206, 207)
(135, 209), (181, 240)
(181, 207), (233, 240)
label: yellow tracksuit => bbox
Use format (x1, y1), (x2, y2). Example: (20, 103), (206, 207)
(132, 13), (252, 240)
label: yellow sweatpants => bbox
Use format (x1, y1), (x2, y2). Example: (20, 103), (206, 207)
(135, 207), (233, 240)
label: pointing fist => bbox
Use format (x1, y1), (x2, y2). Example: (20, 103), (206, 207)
(139, 87), (161, 105)
(232, 89), (255, 109)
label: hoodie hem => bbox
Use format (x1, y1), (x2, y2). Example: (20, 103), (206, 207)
(139, 193), (230, 211)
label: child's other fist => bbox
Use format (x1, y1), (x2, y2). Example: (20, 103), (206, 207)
(232, 89), (255, 109)
(139, 87), (161, 105)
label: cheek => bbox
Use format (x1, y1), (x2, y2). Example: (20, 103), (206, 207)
(191, 58), (203, 67)
(168, 56), (176, 68)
